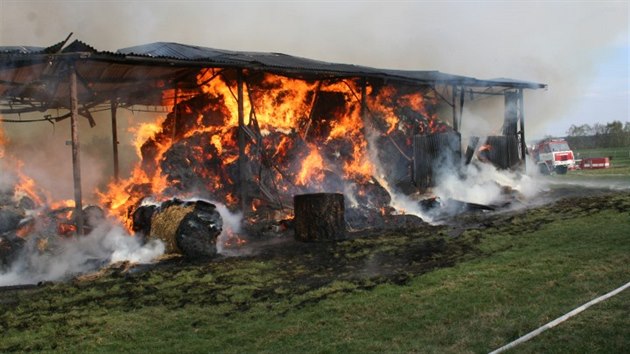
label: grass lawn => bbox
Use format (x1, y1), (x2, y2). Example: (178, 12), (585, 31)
(563, 147), (630, 180)
(574, 147), (630, 162)
(573, 147), (630, 174)
(1, 191), (629, 353)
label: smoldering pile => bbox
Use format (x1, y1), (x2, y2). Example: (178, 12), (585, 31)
(1, 190), (69, 267)
(0, 183), (165, 285)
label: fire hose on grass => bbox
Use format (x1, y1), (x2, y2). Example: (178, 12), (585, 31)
(489, 280), (630, 353)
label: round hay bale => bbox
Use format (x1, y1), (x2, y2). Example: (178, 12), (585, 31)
(149, 202), (195, 254)
(135, 199), (223, 258)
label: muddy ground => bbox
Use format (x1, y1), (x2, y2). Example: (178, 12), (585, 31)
(0, 183), (628, 326)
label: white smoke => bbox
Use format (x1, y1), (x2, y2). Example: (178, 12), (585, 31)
(434, 160), (542, 206)
(213, 202), (244, 255)
(365, 128), (435, 222)
(0, 221), (164, 287)
(0, 161), (17, 193)
(364, 99), (549, 223)
(428, 108), (545, 218)
(2, 2), (626, 138)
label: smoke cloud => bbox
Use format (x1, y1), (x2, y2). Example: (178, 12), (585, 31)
(0, 221), (164, 286)
(0, 2), (626, 282)
(1, 1), (626, 139)
(0, 1), (626, 202)
(213, 201), (244, 255)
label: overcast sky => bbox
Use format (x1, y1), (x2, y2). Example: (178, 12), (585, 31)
(1, 0), (628, 138)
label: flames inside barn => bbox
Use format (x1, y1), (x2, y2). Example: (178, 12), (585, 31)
(0, 36), (546, 274)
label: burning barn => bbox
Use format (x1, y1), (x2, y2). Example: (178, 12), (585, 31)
(0, 36), (546, 268)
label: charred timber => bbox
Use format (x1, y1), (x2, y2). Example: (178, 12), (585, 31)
(464, 136), (480, 165)
(294, 193), (345, 242)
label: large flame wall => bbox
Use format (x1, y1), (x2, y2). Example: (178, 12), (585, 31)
(99, 69), (451, 227)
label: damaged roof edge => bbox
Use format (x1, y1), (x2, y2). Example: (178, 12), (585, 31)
(0, 39), (547, 90)
(115, 41), (547, 89)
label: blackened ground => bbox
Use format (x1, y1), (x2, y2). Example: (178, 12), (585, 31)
(0, 186), (628, 334)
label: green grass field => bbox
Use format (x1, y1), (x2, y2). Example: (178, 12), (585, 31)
(1, 190), (629, 353)
(569, 147), (630, 178)
(574, 147), (630, 168)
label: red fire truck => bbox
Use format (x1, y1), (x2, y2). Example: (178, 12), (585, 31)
(530, 138), (575, 175)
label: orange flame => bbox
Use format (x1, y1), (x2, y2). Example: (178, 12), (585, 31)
(14, 165), (45, 207)
(296, 146), (325, 186)
(57, 223), (77, 236)
(50, 199), (75, 210)
(100, 70), (449, 230)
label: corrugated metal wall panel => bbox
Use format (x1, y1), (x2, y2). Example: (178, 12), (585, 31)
(413, 132), (461, 190)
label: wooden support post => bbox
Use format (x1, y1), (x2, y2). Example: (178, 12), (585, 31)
(69, 65), (84, 235)
(237, 69), (248, 213)
(302, 80), (323, 140)
(110, 101), (119, 182)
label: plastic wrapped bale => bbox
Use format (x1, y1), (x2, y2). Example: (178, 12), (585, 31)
(131, 203), (158, 244)
(133, 199), (223, 258)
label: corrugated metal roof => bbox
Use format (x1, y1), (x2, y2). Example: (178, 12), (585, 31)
(0, 38), (69, 55)
(0, 39), (547, 89)
(487, 77), (547, 88)
(116, 42), (474, 84)
(117, 42), (385, 78)
(0, 46), (47, 54)
(115, 42), (546, 89)
(0, 38), (547, 111)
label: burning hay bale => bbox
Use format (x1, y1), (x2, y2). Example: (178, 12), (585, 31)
(100, 73), (456, 228)
(0, 190), (33, 268)
(132, 199), (223, 258)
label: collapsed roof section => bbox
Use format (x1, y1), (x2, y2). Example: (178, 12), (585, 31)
(0, 38), (546, 115)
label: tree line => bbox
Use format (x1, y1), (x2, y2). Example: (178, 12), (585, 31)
(564, 120), (630, 149)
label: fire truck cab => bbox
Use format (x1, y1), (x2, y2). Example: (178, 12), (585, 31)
(530, 138), (575, 175)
